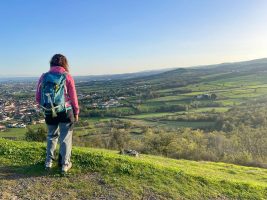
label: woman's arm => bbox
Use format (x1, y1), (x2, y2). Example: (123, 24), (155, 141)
(66, 74), (80, 118)
(35, 74), (44, 105)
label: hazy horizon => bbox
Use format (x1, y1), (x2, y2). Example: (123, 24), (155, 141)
(0, 56), (266, 78)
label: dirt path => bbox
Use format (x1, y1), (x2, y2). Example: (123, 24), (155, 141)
(0, 166), (131, 200)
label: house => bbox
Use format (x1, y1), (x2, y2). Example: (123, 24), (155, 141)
(195, 94), (211, 100)
(0, 125), (6, 131)
(7, 123), (17, 128)
(91, 103), (98, 108)
(16, 123), (26, 128)
(37, 119), (45, 124)
(3, 116), (11, 121)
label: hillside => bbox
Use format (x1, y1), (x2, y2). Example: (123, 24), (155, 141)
(0, 58), (267, 199)
(78, 58), (267, 123)
(65, 58), (267, 170)
(0, 138), (266, 200)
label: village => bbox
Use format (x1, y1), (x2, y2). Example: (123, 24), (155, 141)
(78, 93), (126, 109)
(0, 81), (127, 132)
(0, 97), (45, 131)
(0, 81), (44, 131)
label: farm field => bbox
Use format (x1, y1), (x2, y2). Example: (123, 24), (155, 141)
(0, 124), (46, 139)
(114, 74), (267, 130)
(67, 59), (267, 140)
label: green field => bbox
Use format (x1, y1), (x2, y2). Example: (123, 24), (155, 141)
(113, 69), (267, 130)
(71, 60), (267, 132)
(126, 112), (175, 119)
(0, 124), (46, 139)
(157, 121), (216, 128)
(0, 128), (26, 138)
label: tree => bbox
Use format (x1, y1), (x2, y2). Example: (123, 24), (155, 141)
(110, 128), (130, 151)
(211, 93), (217, 100)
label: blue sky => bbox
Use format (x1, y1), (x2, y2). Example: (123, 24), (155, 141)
(0, 0), (267, 76)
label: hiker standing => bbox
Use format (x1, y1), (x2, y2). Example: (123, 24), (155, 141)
(36, 54), (79, 173)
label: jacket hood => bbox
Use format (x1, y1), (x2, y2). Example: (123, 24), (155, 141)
(49, 66), (66, 73)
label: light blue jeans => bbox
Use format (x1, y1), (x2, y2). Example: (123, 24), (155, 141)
(46, 122), (73, 166)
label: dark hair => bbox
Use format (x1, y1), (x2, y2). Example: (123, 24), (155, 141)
(50, 54), (69, 72)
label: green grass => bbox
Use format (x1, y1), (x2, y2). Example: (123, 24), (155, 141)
(122, 117), (215, 129)
(0, 128), (26, 139)
(126, 112), (174, 119)
(215, 99), (242, 106)
(73, 126), (94, 137)
(0, 124), (46, 139)
(0, 138), (266, 199)
(158, 121), (216, 129)
(191, 107), (230, 113)
(148, 95), (190, 102)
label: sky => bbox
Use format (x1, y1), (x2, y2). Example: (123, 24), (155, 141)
(0, 0), (267, 76)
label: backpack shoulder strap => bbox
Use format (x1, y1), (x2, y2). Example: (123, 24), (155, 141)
(62, 71), (68, 77)
(41, 72), (50, 82)
(40, 72), (48, 88)
(62, 72), (68, 95)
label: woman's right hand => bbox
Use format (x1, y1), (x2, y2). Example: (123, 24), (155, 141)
(74, 115), (79, 122)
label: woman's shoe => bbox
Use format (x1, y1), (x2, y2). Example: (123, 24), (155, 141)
(61, 162), (72, 173)
(45, 161), (52, 170)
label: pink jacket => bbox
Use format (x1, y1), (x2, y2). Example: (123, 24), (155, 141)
(36, 66), (79, 115)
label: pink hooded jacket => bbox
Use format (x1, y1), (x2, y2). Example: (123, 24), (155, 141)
(36, 66), (79, 115)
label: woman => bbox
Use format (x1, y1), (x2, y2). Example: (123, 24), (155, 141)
(36, 54), (79, 173)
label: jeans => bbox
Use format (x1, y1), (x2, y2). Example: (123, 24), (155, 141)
(45, 109), (74, 166)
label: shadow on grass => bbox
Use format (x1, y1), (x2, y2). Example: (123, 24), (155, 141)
(0, 162), (67, 180)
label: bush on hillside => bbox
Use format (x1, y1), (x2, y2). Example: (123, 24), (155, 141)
(25, 127), (47, 142)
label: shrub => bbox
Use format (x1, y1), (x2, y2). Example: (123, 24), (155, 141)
(25, 127), (47, 142)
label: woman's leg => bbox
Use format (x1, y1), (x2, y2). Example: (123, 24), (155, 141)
(46, 124), (60, 165)
(59, 122), (74, 166)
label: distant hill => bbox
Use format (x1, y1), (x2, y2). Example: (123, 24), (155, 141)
(76, 57), (267, 93)
(0, 76), (38, 83)
(75, 57), (267, 86)
(2, 57), (267, 83)
(74, 68), (174, 82)
(147, 57), (267, 80)
(0, 68), (172, 83)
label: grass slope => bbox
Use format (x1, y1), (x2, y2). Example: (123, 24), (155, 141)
(0, 138), (266, 199)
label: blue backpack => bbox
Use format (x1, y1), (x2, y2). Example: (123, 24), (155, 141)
(40, 72), (68, 117)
